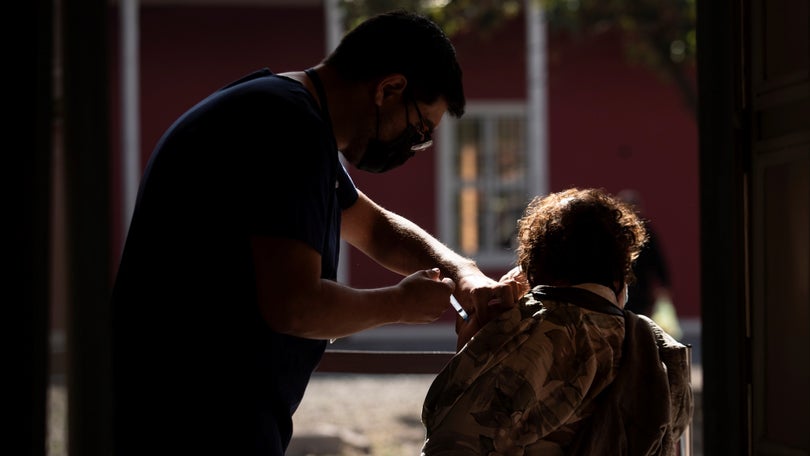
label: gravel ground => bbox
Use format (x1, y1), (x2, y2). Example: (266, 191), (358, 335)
(47, 371), (700, 456)
(45, 374), (435, 456)
(290, 373), (436, 456)
(47, 384), (68, 456)
(290, 372), (702, 456)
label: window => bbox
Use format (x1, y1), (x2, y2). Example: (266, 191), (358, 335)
(438, 102), (543, 269)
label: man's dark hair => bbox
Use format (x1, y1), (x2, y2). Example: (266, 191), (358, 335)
(323, 10), (465, 117)
(517, 188), (648, 293)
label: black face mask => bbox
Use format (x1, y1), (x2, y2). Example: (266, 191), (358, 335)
(356, 100), (433, 173)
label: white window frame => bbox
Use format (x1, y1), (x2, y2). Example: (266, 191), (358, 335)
(438, 101), (544, 270)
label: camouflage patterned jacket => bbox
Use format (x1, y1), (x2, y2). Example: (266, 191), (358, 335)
(421, 284), (691, 456)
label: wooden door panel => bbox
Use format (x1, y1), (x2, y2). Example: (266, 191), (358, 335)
(750, 0), (810, 454)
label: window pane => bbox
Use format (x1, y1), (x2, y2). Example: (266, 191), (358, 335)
(493, 190), (526, 250)
(457, 120), (480, 182)
(459, 187), (479, 254)
(456, 119), (482, 255)
(443, 107), (527, 264)
(496, 117), (526, 183)
(493, 116), (527, 251)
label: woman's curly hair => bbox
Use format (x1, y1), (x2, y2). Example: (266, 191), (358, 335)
(516, 188), (648, 293)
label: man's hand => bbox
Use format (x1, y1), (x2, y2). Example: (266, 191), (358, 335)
(394, 268), (455, 324)
(452, 270), (525, 350)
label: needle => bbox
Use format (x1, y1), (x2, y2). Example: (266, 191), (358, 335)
(450, 295), (470, 321)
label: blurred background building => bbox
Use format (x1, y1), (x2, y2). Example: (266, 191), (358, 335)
(25, 1), (808, 455)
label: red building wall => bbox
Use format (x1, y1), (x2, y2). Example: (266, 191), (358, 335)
(349, 15), (700, 318)
(109, 6), (699, 318)
(350, 15), (699, 318)
(108, 5), (327, 250)
(545, 29), (700, 319)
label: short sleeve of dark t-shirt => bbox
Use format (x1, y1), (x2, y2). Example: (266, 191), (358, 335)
(214, 70), (356, 262)
(148, 68), (358, 279)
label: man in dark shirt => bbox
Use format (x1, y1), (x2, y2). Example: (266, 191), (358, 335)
(111, 10), (519, 455)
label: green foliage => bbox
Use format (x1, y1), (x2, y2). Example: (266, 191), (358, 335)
(340, 0), (522, 36)
(339, 0), (697, 115)
(540, 0), (697, 66)
(539, 0), (697, 114)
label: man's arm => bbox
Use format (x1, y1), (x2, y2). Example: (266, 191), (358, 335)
(341, 190), (520, 329)
(251, 235), (454, 340)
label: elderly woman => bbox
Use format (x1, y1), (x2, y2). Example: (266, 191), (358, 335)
(421, 188), (692, 456)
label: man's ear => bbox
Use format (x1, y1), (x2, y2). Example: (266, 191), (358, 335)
(373, 74), (407, 106)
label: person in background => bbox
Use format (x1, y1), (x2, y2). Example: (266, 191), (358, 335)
(110, 11), (517, 456)
(422, 188), (692, 455)
(617, 188), (682, 339)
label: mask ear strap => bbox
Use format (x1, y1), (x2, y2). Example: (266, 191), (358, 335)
(375, 106), (381, 141)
